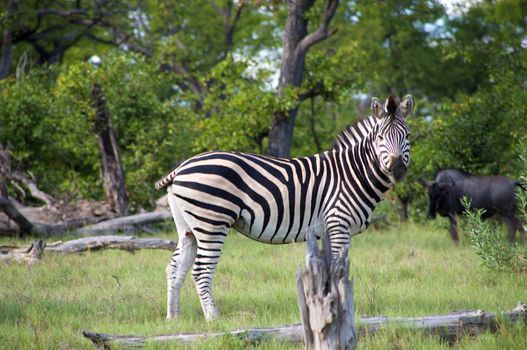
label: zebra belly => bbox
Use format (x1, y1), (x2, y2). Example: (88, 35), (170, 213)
(232, 212), (325, 244)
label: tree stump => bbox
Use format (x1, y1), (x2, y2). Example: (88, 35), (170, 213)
(296, 232), (356, 350)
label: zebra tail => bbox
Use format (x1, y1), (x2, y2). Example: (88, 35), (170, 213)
(156, 160), (186, 191)
(155, 169), (179, 191)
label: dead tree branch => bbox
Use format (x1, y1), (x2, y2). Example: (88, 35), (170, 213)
(2, 171), (57, 205)
(1, 236), (176, 256)
(74, 211), (172, 236)
(81, 303), (527, 348)
(0, 239), (45, 265)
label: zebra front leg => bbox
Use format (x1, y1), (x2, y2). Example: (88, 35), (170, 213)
(166, 232), (197, 320)
(191, 237), (226, 322)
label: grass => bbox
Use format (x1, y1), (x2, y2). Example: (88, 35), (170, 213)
(1, 222), (526, 349)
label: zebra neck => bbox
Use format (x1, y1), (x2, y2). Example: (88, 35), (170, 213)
(337, 134), (391, 206)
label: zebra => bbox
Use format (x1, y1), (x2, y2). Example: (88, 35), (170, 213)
(156, 95), (414, 321)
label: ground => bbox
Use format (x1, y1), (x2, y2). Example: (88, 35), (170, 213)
(0, 222), (526, 349)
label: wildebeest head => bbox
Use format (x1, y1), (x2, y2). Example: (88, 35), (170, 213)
(372, 95), (414, 183)
(419, 177), (455, 219)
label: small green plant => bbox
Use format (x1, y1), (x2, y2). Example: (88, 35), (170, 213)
(462, 196), (517, 271)
(462, 142), (527, 273)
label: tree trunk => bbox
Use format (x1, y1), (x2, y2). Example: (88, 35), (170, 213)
(0, 0), (17, 79)
(0, 145), (11, 198)
(267, 0), (339, 157)
(81, 303), (527, 349)
(92, 83), (128, 216)
(297, 232), (357, 349)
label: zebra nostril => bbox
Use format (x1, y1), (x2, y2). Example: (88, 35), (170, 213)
(389, 156), (404, 171)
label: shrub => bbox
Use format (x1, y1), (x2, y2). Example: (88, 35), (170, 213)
(463, 142), (527, 273)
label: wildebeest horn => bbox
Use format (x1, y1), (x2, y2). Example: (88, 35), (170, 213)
(418, 177), (433, 187)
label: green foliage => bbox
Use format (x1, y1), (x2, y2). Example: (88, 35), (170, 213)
(1, 0), (526, 215)
(463, 196), (527, 272)
(189, 57), (279, 153)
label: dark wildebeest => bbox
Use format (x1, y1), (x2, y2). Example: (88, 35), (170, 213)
(419, 169), (526, 243)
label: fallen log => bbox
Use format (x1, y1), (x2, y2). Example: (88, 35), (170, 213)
(73, 211), (172, 235)
(0, 236), (176, 257)
(0, 198), (172, 237)
(82, 303), (527, 349)
(0, 196), (107, 237)
(0, 239), (45, 265)
(47, 236), (176, 253)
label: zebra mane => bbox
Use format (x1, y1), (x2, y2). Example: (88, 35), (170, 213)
(331, 116), (377, 150)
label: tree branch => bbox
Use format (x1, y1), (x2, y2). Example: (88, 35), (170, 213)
(298, 0), (339, 54)
(1, 171), (56, 205)
(36, 8), (88, 17)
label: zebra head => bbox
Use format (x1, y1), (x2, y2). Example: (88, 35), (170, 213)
(371, 95), (414, 183)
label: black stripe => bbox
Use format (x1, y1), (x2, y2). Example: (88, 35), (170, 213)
(175, 193), (238, 221)
(184, 210), (231, 228)
(178, 165), (270, 232)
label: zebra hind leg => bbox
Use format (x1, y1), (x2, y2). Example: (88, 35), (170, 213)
(191, 228), (228, 322)
(166, 187), (197, 320)
(166, 231), (197, 319)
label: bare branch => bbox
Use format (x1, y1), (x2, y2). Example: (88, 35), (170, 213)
(210, 0), (222, 16)
(36, 9), (88, 17)
(224, 0), (245, 54)
(298, 0), (339, 54)
(1, 171), (56, 205)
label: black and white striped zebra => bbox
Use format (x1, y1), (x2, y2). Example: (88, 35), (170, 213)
(156, 95), (414, 321)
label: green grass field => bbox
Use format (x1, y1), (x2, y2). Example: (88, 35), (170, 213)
(1, 222), (526, 349)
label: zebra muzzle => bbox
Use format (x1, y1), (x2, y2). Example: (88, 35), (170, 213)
(389, 156), (407, 182)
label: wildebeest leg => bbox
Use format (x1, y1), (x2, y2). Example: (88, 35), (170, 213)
(503, 213), (525, 243)
(447, 214), (459, 243)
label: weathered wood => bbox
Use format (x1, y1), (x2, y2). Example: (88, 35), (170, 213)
(297, 232), (356, 349)
(0, 239), (45, 265)
(47, 236), (176, 253)
(0, 235), (176, 257)
(74, 211), (172, 235)
(0, 199), (171, 237)
(92, 83), (128, 216)
(3, 171), (57, 205)
(81, 303), (527, 349)
(0, 196), (40, 235)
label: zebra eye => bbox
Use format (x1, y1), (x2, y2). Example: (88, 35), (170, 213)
(378, 134), (384, 141)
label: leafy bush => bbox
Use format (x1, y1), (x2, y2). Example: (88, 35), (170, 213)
(463, 190), (527, 273)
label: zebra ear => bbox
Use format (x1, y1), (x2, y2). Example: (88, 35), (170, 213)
(371, 97), (384, 119)
(399, 95), (415, 117)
